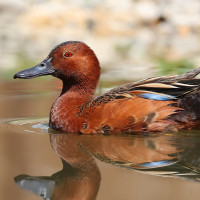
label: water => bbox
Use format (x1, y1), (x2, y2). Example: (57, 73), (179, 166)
(1, 80), (200, 200)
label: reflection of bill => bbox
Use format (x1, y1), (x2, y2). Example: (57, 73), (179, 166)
(15, 134), (200, 200)
(15, 174), (55, 200)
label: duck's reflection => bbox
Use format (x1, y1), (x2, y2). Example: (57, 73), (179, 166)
(15, 133), (101, 200)
(15, 133), (200, 199)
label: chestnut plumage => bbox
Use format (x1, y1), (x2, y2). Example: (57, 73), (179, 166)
(14, 41), (200, 134)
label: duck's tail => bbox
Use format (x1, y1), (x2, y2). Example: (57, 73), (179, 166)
(171, 90), (200, 128)
(163, 67), (200, 127)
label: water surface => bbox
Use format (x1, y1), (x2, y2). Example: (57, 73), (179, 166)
(1, 80), (200, 200)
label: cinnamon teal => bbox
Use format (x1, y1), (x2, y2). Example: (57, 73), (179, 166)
(14, 41), (200, 134)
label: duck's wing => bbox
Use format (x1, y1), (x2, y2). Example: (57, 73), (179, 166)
(80, 68), (200, 134)
(108, 67), (200, 100)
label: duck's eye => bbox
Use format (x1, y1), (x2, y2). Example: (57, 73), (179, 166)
(64, 51), (73, 58)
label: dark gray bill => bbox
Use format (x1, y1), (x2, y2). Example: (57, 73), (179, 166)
(13, 57), (55, 79)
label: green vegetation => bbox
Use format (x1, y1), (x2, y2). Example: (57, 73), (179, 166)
(155, 57), (195, 75)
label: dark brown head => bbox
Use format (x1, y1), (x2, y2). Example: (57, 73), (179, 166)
(14, 41), (101, 93)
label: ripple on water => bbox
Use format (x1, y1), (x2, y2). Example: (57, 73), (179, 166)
(0, 118), (49, 134)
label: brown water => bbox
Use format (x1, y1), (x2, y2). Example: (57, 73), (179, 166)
(0, 80), (200, 200)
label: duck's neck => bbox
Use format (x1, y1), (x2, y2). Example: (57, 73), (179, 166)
(49, 76), (99, 132)
(61, 77), (97, 96)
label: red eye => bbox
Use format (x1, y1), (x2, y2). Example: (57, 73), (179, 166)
(64, 51), (73, 57)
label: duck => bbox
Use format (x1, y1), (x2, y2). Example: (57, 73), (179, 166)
(14, 41), (200, 134)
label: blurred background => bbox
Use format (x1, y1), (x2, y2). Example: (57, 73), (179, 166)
(1, 0), (200, 81)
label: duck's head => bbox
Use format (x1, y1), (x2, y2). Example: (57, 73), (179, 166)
(14, 41), (100, 86)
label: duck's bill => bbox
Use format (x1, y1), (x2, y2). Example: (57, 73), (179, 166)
(13, 57), (55, 79)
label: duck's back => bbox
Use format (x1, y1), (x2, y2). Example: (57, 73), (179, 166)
(79, 68), (200, 134)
